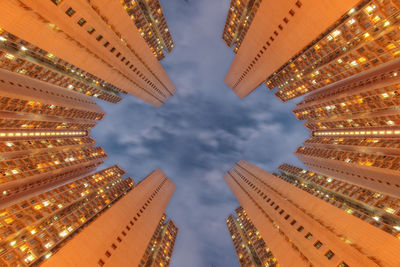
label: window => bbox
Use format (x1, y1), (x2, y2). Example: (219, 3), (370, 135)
(314, 241), (322, 249)
(96, 35), (103, 41)
(274, 205), (279, 210)
(296, 1), (302, 8)
(290, 220), (296, 225)
(110, 47), (116, 52)
(105, 251), (111, 257)
(122, 231), (126, 236)
(66, 7), (76, 17)
(116, 52), (121, 58)
(325, 250), (334, 259)
(87, 27), (95, 34)
(284, 215), (290, 220)
(98, 259), (105, 266)
(51, 0), (63, 5)
(117, 237), (122, 242)
(77, 18), (86, 26)
(289, 9), (295, 16)
(279, 209), (284, 215)
(104, 42), (110, 47)
(283, 17), (289, 24)
(305, 233), (312, 240)
(111, 243), (117, 250)
(338, 262), (349, 267)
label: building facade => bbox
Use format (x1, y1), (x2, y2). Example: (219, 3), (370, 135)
(0, 165), (131, 266)
(139, 214), (178, 267)
(222, 0), (400, 100)
(30, 168), (175, 267)
(122, 0), (174, 61)
(225, 160), (400, 267)
(0, 68), (107, 207)
(226, 206), (277, 267)
(293, 56), (400, 197)
(278, 163), (400, 238)
(222, 0), (262, 54)
(0, 0), (176, 106)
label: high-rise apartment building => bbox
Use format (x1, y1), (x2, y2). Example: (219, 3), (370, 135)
(0, 68), (107, 206)
(292, 56), (400, 197)
(222, 0), (262, 54)
(0, 165), (131, 266)
(278, 163), (400, 238)
(226, 206), (277, 267)
(0, 0), (176, 106)
(139, 214), (178, 267)
(39, 168), (176, 267)
(225, 160), (400, 267)
(224, 0), (400, 99)
(122, 0), (174, 61)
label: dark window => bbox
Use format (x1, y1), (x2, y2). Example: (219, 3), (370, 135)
(122, 231), (126, 236)
(296, 1), (302, 8)
(338, 262), (349, 267)
(284, 214), (290, 220)
(104, 42), (110, 47)
(325, 250), (334, 259)
(105, 251), (111, 257)
(111, 243), (117, 250)
(96, 35), (103, 41)
(88, 27), (95, 34)
(283, 17), (289, 24)
(110, 47), (116, 52)
(305, 233), (312, 240)
(274, 205), (279, 210)
(51, 0), (63, 5)
(77, 18), (86, 26)
(66, 7), (75, 17)
(290, 220), (297, 225)
(314, 241), (322, 249)
(279, 209), (284, 215)
(289, 9), (295, 16)
(98, 259), (105, 266)
(117, 237), (122, 242)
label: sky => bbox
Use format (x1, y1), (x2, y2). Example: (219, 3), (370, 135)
(92, 0), (308, 266)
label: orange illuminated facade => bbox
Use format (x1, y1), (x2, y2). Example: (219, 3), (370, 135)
(225, 160), (400, 267)
(293, 55), (400, 197)
(39, 169), (176, 267)
(139, 214), (178, 267)
(224, 0), (360, 98)
(278, 163), (400, 238)
(0, 68), (107, 206)
(226, 206), (277, 267)
(0, 165), (131, 266)
(0, 0), (176, 106)
(122, 0), (174, 61)
(267, 0), (400, 101)
(222, 0), (262, 53)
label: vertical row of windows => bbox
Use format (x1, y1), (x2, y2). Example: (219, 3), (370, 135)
(233, 1), (303, 88)
(98, 178), (168, 266)
(55, 1), (168, 98)
(232, 164), (350, 266)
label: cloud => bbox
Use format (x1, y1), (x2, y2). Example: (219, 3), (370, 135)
(91, 0), (309, 266)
